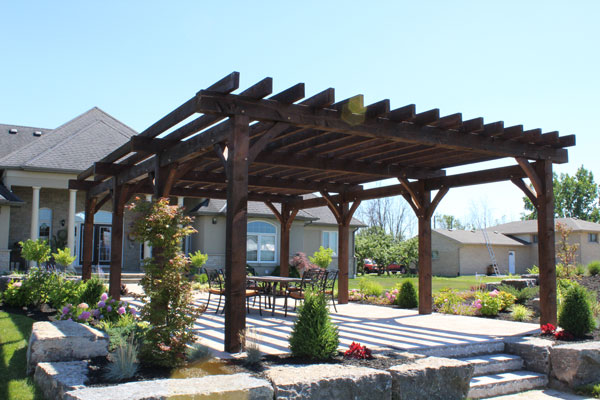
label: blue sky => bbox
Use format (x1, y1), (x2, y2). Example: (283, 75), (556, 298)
(1, 1), (598, 227)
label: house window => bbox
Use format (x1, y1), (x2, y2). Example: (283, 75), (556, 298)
(432, 250), (440, 260)
(39, 208), (52, 244)
(247, 221), (277, 263)
(589, 233), (598, 243)
(532, 234), (538, 243)
(322, 231), (338, 256)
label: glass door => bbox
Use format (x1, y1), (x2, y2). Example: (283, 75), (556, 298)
(97, 226), (111, 264)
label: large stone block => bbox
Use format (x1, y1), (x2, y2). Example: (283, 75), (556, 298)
(504, 336), (554, 374)
(551, 341), (600, 388)
(63, 374), (274, 400)
(266, 364), (392, 400)
(500, 279), (536, 289)
(34, 361), (88, 400)
(387, 356), (473, 400)
(26, 320), (108, 374)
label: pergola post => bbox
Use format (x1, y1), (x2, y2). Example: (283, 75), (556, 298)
(536, 161), (557, 325)
(399, 179), (448, 314)
(109, 183), (126, 299)
(321, 192), (361, 305)
(265, 202), (298, 277)
(513, 158), (557, 325)
(82, 196), (97, 281)
(224, 115), (249, 353)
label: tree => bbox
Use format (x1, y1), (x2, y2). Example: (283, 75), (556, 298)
(435, 214), (465, 230)
(523, 166), (600, 222)
(357, 196), (414, 239)
(355, 227), (418, 275)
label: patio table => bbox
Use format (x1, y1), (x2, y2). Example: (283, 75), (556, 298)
(246, 276), (303, 316)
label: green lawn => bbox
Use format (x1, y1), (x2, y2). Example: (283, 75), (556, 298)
(0, 311), (43, 400)
(347, 274), (508, 293)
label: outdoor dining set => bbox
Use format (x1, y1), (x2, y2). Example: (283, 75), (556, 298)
(203, 267), (338, 317)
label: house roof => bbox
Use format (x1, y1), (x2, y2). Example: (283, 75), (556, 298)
(491, 217), (600, 234)
(434, 228), (525, 246)
(190, 195), (366, 227)
(0, 182), (23, 205)
(0, 123), (52, 160)
(0, 108), (137, 173)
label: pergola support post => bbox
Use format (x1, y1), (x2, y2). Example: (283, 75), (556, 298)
(321, 192), (361, 305)
(265, 202), (298, 277)
(109, 182), (126, 299)
(82, 196), (97, 281)
(513, 158), (557, 325)
(224, 115), (249, 353)
(399, 179), (448, 314)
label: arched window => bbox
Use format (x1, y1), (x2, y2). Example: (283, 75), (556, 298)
(247, 221), (277, 263)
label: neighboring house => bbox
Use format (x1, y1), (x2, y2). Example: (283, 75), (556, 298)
(432, 217), (600, 276)
(0, 109), (364, 274)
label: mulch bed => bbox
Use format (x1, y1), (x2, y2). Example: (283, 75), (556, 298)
(0, 304), (54, 322)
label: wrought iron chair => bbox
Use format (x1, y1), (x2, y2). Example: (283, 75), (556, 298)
(205, 267), (262, 315)
(286, 268), (327, 316)
(322, 270), (339, 312)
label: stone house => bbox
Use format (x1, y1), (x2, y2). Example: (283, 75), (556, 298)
(0, 109), (363, 273)
(432, 217), (600, 276)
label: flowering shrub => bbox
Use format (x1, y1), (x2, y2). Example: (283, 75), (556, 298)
(59, 292), (136, 323)
(496, 290), (516, 311)
(348, 289), (365, 302)
(554, 330), (575, 341)
(541, 323), (556, 336)
(128, 197), (200, 368)
(475, 291), (502, 316)
(344, 342), (373, 359)
(433, 289), (463, 314)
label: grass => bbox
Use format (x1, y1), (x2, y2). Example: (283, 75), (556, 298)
(347, 274), (508, 293)
(0, 311), (43, 399)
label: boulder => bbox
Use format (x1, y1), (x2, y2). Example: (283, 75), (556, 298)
(504, 336), (553, 374)
(34, 361), (88, 400)
(520, 274), (539, 284)
(485, 282), (501, 291)
(387, 356), (473, 400)
(63, 374), (273, 400)
(550, 341), (600, 388)
(26, 320), (108, 374)
(500, 279), (536, 289)
(266, 364), (392, 400)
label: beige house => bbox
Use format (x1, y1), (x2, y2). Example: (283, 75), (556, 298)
(432, 218), (600, 276)
(0, 110), (363, 273)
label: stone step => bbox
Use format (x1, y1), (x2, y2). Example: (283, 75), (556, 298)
(411, 340), (505, 358)
(458, 353), (523, 377)
(467, 370), (548, 399)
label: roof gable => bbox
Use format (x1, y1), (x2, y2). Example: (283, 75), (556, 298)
(0, 108), (137, 173)
(434, 229), (525, 246)
(491, 217), (600, 234)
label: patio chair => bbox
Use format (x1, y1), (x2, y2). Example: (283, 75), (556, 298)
(286, 268), (327, 316)
(322, 270), (338, 312)
(205, 268), (263, 315)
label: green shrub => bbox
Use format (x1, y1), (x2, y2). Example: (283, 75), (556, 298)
(194, 273), (208, 284)
(510, 304), (534, 322)
(358, 278), (383, 297)
(433, 289), (462, 314)
(588, 261), (600, 276)
(189, 250), (208, 275)
(97, 316), (149, 351)
(309, 246), (334, 269)
(575, 264), (586, 276)
(476, 291), (501, 316)
(2, 267), (66, 307)
(52, 248), (76, 267)
(186, 342), (214, 363)
(527, 265), (539, 274)
(289, 290), (339, 360)
(575, 382), (600, 398)
(105, 339), (139, 382)
(558, 285), (595, 337)
(396, 280), (418, 308)
(497, 291), (516, 312)
(78, 276), (107, 306)
(19, 239), (51, 267)
(47, 279), (84, 309)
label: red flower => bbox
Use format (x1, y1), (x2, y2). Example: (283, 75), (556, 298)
(554, 330), (574, 341)
(541, 323), (556, 336)
(344, 342), (373, 360)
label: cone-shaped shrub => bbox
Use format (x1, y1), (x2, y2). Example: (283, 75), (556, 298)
(396, 280), (418, 308)
(289, 290), (339, 359)
(558, 284), (595, 338)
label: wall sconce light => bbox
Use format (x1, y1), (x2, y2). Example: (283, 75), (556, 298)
(60, 219), (66, 227)
(212, 217), (217, 224)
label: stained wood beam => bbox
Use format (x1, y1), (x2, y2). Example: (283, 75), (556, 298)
(388, 104), (416, 122)
(196, 92), (569, 163)
(511, 178), (538, 206)
(516, 157), (543, 196)
(424, 165), (528, 191)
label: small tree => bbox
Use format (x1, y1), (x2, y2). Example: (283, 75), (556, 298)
(19, 239), (51, 267)
(396, 280), (418, 308)
(556, 222), (580, 277)
(127, 197), (200, 367)
(189, 250), (208, 275)
(309, 246), (334, 269)
(289, 290), (339, 359)
(52, 247), (76, 267)
(558, 284), (595, 338)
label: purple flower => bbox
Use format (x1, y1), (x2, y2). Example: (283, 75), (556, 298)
(109, 299), (116, 304)
(130, 309), (137, 316)
(62, 306), (70, 315)
(97, 301), (106, 308)
(78, 311), (91, 320)
(117, 307), (126, 315)
(92, 309), (100, 318)
(100, 293), (108, 301)
(107, 306), (112, 312)
(99, 315), (104, 319)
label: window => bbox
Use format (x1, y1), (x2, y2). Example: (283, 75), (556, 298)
(432, 250), (440, 260)
(589, 233), (598, 243)
(322, 231), (338, 256)
(532, 234), (538, 243)
(38, 208), (52, 244)
(247, 221), (277, 263)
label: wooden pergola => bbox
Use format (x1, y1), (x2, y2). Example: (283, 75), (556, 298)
(69, 72), (574, 352)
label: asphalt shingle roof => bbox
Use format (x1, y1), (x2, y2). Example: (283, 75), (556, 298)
(491, 217), (600, 234)
(0, 123), (52, 160)
(0, 107), (137, 173)
(434, 229), (525, 246)
(0, 183), (23, 205)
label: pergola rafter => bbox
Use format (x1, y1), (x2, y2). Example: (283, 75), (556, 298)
(70, 71), (574, 353)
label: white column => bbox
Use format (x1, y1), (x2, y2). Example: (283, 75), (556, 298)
(30, 186), (41, 241)
(143, 194), (152, 259)
(67, 189), (77, 259)
(177, 196), (184, 208)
